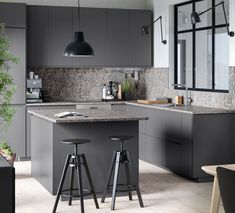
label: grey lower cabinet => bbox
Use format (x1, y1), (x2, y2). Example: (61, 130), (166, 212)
(125, 104), (234, 181)
(6, 105), (26, 158)
(0, 2), (26, 28)
(26, 105), (76, 157)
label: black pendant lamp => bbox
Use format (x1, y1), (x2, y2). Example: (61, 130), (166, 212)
(64, 0), (94, 57)
(191, 1), (234, 37)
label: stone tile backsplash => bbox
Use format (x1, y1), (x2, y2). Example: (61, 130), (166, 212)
(28, 67), (235, 109)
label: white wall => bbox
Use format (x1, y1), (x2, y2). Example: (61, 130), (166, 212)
(146, 0), (235, 68)
(0, 0), (148, 9)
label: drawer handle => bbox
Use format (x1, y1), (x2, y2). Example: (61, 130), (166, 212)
(90, 107), (98, 109)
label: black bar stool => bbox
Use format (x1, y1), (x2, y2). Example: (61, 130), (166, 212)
(52, 139), (99, 213)
(101, 135), (144, 210)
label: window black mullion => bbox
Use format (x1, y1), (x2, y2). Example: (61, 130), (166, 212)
(192, 2), (196, 88)
(212, 0), (215, 90)
(174, 5), (178, 86)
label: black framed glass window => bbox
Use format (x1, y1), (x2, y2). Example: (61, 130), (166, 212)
(174, 0), (230, 93)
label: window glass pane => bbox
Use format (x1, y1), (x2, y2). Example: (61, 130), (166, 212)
(195, 0), (212, 29)
(214, 27), (229, 90)
(177, 33), (193, 88)
(177, 4), (192, 31)
(195, 29), (213, 89)
(215, 0), (229, 26)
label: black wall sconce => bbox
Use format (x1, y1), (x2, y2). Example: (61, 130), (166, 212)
(141, 16), (167, 44)
(191, 1), (234, 37)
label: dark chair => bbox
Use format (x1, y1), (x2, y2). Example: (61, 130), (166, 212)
(101, 135), (144, 210)
(52, 139), (99, 213)
(216, 167), (235, 213)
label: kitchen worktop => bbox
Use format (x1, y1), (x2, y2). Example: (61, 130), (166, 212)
(125, 102), (235, 115)
(27, 100), (235, 114)
(29, 108), (148, 123)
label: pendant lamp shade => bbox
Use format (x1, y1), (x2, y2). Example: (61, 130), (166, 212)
(64, 32), (94, 57)
(64, 0), (94, 57)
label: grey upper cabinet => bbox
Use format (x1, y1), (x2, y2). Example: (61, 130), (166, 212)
(106, 9), (129, 67)
(0, 3), (26, 28)
(48, 7), (73, 66)
(6, 28), (26, 104)
(72, 8), (107, 66)
(27, 6), (152, 67)
(129, 10), (152, 67)
(27, 6), (49, 67)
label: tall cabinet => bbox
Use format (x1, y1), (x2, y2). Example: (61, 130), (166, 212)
(0, 3), (26, 158)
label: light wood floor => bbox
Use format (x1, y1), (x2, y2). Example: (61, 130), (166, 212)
(15, 160), (225, 213)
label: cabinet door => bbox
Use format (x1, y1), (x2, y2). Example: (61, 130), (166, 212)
(48, 7), (73, 66)
(129, 10), (152, 67)
(106, 9), (129, 66)
(139, 134), (147, 161)
(6, 28), (26, 104)
(72, 8), (107, 66)
(6, 105), (26, 158)
(162, 140), (182, 173)
(27, 6), (49, 67)
(126, 105), (146, 134)
(0, 3), (26, 28)
(146, 136), (162, 166)
(145, 108), (163, 138)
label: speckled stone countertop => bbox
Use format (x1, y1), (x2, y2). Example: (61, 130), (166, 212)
(26, 101), (235, 114)
(126, 102), (235, 114)
(29, 108), (148, 123)
(26, 101), (125, 107)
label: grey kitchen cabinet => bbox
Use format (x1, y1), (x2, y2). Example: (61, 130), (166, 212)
(6, 105), (26, 158)
(129, 10), (152, 66)
(106, 9), (129, 66)
(6, 28), (26, 104)
(48, 6), (73, 66)
(27, 6), (152, 67)
(27, 6), (49, 67)
(72, 8), (107, 66)
(126, 104), (235, 181)
(0, 3), (26, 28)
(26, 104), (76, 157)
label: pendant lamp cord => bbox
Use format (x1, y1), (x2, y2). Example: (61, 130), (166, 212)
(78, 0), (80, 31)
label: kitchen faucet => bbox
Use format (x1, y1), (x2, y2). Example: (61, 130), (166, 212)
(172, 84), (192, 106)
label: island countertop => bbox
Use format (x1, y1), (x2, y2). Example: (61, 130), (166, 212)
(29, 108), (148, 123)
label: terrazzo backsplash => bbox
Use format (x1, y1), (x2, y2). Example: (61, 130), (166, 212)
(28, 66), (235, 109)
(28, 68), (146, 102)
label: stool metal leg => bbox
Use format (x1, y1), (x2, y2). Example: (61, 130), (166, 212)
(126, 151), (144, 208)
(101, 151), (117, 203)
(53, 154), (71, 213)
(76, 155), (85, 213)
(124, 152), (133, 201)
(68, 156), (75, 206)
(111, 152), (121, 210)
(81, 154), (99, 209)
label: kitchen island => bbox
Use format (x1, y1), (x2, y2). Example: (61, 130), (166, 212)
(29, 108), (147, 195)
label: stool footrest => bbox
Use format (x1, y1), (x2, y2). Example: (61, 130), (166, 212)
(107, 184), (136, 193)
(61, 188), (92, 198)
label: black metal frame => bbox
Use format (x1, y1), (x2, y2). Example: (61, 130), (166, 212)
(174, 0), (230, 93)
